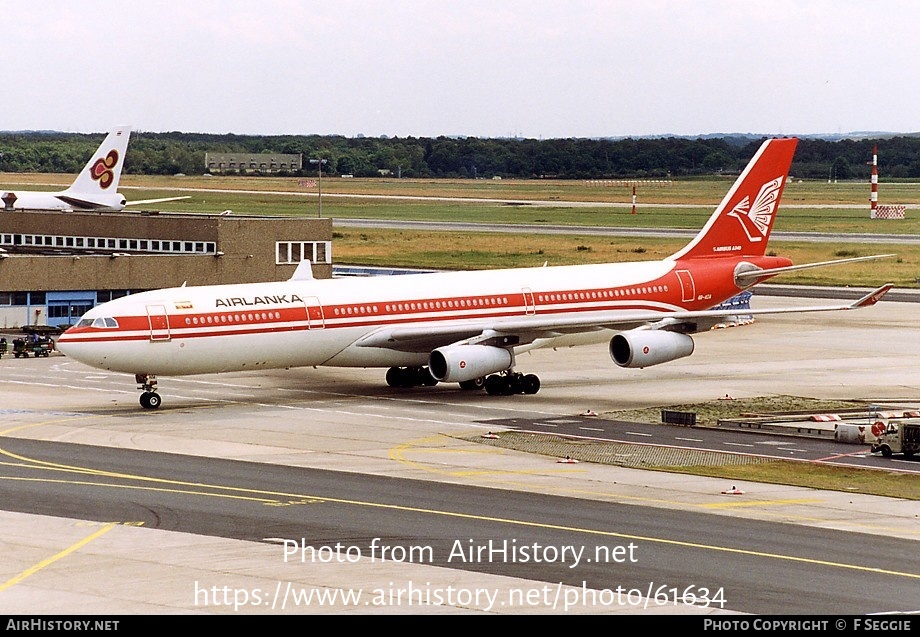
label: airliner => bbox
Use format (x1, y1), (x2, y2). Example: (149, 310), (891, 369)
(56, 137), (893, 409)
(1, 126), (188, 211)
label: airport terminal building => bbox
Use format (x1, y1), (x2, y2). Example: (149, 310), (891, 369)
(0, 209), (332, 330)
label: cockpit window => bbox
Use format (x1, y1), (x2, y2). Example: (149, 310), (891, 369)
(78, 317), (119, 329)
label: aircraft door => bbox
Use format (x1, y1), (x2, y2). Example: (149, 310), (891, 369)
(521, 287), (536, 315)
(146, 305), (171, 341)
(675, 270), (696, 303)
(303, 296), (325, 329)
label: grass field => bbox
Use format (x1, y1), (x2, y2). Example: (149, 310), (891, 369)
(472, 430), (920, 500)
(329, 229), (915, 286)
(468, 396), (920, 500)
(5, 172), (919, 286)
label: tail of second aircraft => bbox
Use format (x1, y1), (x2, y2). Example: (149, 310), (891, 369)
(65, 126), (132, 196)
(669, 137), (798, 261)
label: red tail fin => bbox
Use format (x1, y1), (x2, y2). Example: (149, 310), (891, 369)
(670, 137), (798, 260)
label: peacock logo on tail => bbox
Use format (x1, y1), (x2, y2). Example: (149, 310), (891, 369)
(726, 176), (783, 242)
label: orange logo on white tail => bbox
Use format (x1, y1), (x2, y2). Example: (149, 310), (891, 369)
(726, 176), (783, 242)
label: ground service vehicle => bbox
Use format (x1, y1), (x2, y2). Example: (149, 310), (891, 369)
(871, 422), (920, 458)
(11, 337), (54, 358)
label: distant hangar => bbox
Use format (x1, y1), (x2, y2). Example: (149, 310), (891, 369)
(205, 153), (303, 175)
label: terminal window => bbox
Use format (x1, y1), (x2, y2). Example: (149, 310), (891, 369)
(275, 241), (332, 265)
(0, 233), (217, 256)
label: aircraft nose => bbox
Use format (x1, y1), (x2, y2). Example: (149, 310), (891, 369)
(55, 327), (84, 355)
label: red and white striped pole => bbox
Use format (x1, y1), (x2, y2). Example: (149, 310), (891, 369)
(631, 185), (636, 215)
(870, 144), (878, 218)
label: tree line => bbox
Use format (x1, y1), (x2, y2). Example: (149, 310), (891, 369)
(2, 130), (920, 180)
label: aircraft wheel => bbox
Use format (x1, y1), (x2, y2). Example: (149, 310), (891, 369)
(418, 367), (439, 386)
(140, 392), (162, 409)
(485, 375), (510, 396)
(385, 367), (404, 388)
(522, 374), (541, 395)
(459, 377), (485, 391)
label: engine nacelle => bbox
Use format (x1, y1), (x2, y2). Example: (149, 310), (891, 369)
(428, 344), (513, 383)
(609, 330), (695, 368)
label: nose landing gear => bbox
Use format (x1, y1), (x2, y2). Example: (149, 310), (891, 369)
(135, 374), (162, 409)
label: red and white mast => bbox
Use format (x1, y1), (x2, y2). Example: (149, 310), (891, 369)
(870, 144), (878, 218)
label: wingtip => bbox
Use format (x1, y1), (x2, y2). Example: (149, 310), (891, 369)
(851, 283), (894, 308)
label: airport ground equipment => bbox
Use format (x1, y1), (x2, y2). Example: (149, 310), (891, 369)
(871, 421), (920, 458)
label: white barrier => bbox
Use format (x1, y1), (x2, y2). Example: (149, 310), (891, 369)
(871, 204), (906, 219)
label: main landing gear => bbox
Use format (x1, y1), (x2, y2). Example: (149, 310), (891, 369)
(385, 368), (541, 395)
(483, 371), (540, 396)
(385, 366), (439, 388)
(135, 374), (162, 409)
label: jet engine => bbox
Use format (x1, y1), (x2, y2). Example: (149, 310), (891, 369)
(428, 344), (513, 383)
(609, 330), (695, 368)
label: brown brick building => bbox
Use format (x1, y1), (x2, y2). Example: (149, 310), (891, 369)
(0, 210), (332, 329)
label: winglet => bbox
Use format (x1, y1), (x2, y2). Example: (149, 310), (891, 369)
(850, 284), (893, 308)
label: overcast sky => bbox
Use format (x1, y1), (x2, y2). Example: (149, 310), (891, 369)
(4, 1), (918, 139)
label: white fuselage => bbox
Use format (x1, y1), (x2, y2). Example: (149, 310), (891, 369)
(2, 189), (127, 211)
(57, 259), (702, 376)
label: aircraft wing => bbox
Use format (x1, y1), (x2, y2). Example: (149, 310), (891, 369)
(355, 284), (893, 353)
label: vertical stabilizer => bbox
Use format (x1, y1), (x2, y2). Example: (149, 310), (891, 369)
(65, 126), (132, 195)
(669, 137), (798, 260)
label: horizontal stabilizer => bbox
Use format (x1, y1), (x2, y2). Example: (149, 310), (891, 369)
(124, 196), (191, 206)
(735, 254), (895, 285)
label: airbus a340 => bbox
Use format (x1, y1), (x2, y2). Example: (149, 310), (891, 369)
(1, 126), (188, 212)
(57, 137), (892, 409)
